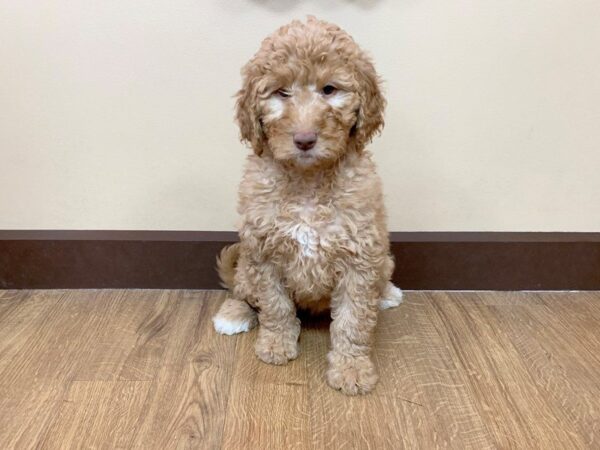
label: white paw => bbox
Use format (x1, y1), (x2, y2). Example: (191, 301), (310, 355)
(212, 315), (254, 335)
(379, 282), (403, 310)
(212, 298), (257, 335)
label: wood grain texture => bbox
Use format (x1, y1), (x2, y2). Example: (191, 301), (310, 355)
(0, 290), (599, 449)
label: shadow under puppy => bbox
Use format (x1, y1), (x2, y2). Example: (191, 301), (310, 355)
(213, 16), (403, 395)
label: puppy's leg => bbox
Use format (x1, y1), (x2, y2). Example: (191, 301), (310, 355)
(327, 269), (379, 395)
(253, 262), (300, 365)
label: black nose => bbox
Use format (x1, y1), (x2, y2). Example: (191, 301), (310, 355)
(293, 131), (318, 151)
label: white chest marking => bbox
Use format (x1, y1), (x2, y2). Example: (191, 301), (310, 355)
(288, 223), (319, 257)
(283, 200), (320, 257)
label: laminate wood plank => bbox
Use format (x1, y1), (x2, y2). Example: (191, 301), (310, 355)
(490, 299), (600, 447)
(40, 380), (152, 449)
(378, 293), (494, 449)
(432, 292), (587, 449)
(300, 294), (496, 450)
(1, 290), (131, 386)
(302, 309), (441, 450)
(0, 290), (103, 449)
(535, 292), (600, 365)
(71, 289), (181, 382)
(0, 290), (32, 321)
(220, 323), (310, 450)
(130, 290), (236, 449)
(0, 290), (65, 375)
(0, 289), (599, 449)
(0, 381), (66, 449)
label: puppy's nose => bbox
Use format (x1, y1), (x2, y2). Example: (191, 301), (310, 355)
(293, 131), (318, 151)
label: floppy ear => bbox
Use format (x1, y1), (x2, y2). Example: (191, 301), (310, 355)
(352, 56), (386, 150)
(235, 64), (266, 156)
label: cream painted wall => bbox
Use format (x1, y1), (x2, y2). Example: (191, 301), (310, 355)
(1, 0), (599, 231)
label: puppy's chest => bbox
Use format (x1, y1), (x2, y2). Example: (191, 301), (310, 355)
(276, 198), (347, 260)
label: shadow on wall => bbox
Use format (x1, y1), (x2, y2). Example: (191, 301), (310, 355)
(249, 0), (383, 12)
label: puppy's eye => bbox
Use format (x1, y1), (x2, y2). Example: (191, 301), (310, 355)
(321, 85), (337, 96)
(276, 89), (291, 98)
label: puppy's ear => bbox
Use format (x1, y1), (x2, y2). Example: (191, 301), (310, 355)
(235, 63), (266, 156)
(353, 56), (386, 150)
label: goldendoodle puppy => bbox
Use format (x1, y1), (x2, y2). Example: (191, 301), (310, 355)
(213, 16), (403, 395)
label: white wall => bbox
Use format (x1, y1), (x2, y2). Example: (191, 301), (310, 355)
(1, 0), (599, 231)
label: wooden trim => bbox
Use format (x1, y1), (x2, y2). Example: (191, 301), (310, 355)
(389, 231), (600, 243)
(1, 231), (599, 290)
(0, 230), (238, 242)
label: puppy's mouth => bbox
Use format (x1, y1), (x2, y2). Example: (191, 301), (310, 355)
(296, 151), (318, 165)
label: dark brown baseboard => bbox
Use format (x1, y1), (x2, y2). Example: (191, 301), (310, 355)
(1, 231), (599, 290)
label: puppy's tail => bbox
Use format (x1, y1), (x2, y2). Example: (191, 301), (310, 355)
(216, 243), (240, 290)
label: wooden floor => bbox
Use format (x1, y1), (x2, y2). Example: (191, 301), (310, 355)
(1, 290), (599, 449)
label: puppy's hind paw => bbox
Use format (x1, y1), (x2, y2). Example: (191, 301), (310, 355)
(213, 298), (257, 335)
(379, 282), (404, 310)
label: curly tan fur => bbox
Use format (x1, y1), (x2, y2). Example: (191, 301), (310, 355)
(213, 17), (402, 395)
(216, 243), (240, 290)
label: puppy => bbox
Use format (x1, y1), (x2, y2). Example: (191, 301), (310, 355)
(213, 16), (402, 395)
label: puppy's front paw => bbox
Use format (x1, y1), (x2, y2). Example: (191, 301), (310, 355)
(255, 328), (299, 366)
(326, 352), (378, 395)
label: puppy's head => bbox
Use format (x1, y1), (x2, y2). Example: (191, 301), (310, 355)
(235, 17), (385, 168)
